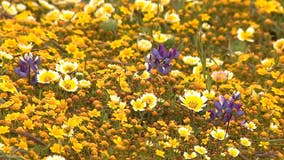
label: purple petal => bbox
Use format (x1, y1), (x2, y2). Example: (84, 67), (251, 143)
(214, 101), (223, 110)
(14, 67), (28, 77)
(158, 44), (169, 58)
(169, 48), (180, 59)
(158, 65), (171, 75)
(152, 48), (163, 60)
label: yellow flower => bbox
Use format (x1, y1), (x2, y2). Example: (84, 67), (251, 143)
(155, 149), (165, 158)
(72, 142), (83, 153)
(0, 51), (13, 60)
(37, 69), (60, 84)
(261, 58), (274, 69)
(210, 128), (227, 140)
(23, 119), (34, 130)
(141, 93), (157, 109)
(78, 79), (91, 88)
(180, 90), (207, 112)
(273, 38), (284, 52)
(113, 136), (123, 146)
(2, 1), (18, 15)
(259, 141), (269, 149)
(178, 127), (191, 138)
(112, 109), (127, 122)
(38, 0), (56, 10)
(131, 98), (146, 111)
(228, 147), (240, 157)
(202, 90), (216, 100)
(240, 137), (251, 147)
(237, 27), (254, 42)
(183, 56), (200, 65)
(67, 115), (83, 128)
(164, 11), (180, 24)
(0, 76), (18, 93)
(50, 143), (64, 154)
(244, 121), (257, 131)
(135, 0), (150, 11)
(137, 39), (152, 52)
(95, 7), (109, 21)
(102, 3), (115, 14)
(18, 43), (33, 52)
(60, 10), (76, 21)
(169, 138), (179, 148)
(183, 152), (197, 159)
(0, 126), (10, 134)
(48, 125), (65, 139)
(194, 145), (207, 155)
(88, 109), (101, 118)
(153, 31), (171, 43)
(59, 75), (78, 92)
(56, 60), (78, 74)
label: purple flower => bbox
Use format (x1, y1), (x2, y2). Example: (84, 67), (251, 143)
(14, 53), (40, 77)
(210, 92), (244, 123)
(145, 44), (180, 75)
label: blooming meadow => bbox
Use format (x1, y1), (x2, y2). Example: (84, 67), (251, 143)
(0, 0), (284, 159)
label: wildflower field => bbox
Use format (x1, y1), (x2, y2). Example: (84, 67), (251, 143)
(0, 0), (284, 159)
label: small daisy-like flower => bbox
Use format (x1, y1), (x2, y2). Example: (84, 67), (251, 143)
(141, 93), (157, 109)
(131, 98), (146, 111)
(259, 141), (269, 149)
(202, 90), (215, 100)
(240, 137), (251, 147)
(180, 90), (207, 112)
(194, 145), (207, 155)
(237, 27), (254, 42)
(2, 1), (18, 15)
(183, 151), (197, 159)
(211, 70), (233, 83)
(56, 60), (78, 74)
(183, 56), (200, 65)
(18, 43), (33, 52)
(228, 147), (240, 157)
(78, 79), (91, 88)
(38, 0), (56, 10)
(273, 38), (284, 52)
(47, 125), (65, 139)
(164, 10), (180, 24)
(210, 128), (227, 140)
(60, 10), (76, 21)
(46, 155), (65, 160)
(37, 69), (60, 84)
(244, 121), (257, 131)
(102, 3), (115, 15)
(153, 31), (171, 43)
(202, 22), (211, 30)
(59, 75), (78, 92)
(137, 39), (152, 52)
(0, 51), (13, 60)
(135, 0), (150, 11)
(178, 127), (191, 138)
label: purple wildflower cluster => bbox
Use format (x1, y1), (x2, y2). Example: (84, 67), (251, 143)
(145, 44), (180, 75)
(209, 91), (244, 123)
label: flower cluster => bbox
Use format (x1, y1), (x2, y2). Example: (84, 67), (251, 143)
(145, 44), (180, 75)
(209, 92), (244, 122)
